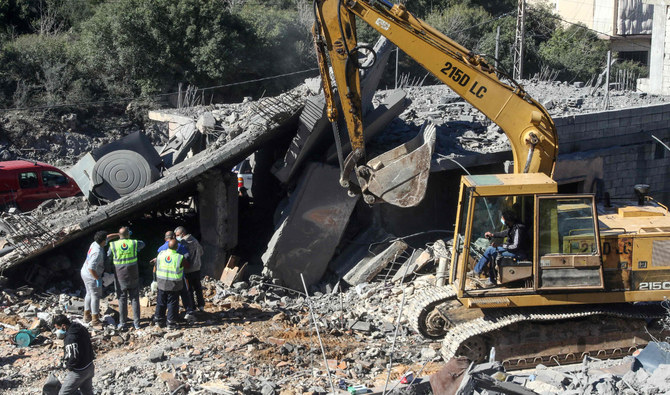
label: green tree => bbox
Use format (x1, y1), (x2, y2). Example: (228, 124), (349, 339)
(423, 3), (491, 50)
(478, 3), (559, 79)
(538, 24), (608, 82)
(77, 0), (254, 97)
(0, 33), (81, 107)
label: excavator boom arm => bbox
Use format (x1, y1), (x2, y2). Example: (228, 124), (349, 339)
(313, 0), (558, 205)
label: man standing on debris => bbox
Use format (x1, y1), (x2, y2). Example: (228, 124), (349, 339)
(107, 226), (145, 330)
(175, 226), (205, 312)
(153, 239), (189, 329)
(155, 230), (194, 321)
(80, 231), (117, 326)
(53, 314), (95, 395)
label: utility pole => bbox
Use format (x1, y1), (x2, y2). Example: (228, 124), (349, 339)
(604, 50), (611, 110)
(395, 47), (399, 89)
(513, 0), (525, 80)
(494, 25), (501, 74)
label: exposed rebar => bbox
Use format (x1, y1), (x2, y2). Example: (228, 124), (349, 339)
(301, 273), (336, 394)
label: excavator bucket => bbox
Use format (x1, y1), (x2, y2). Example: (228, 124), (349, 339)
(363, 122), (437, 207)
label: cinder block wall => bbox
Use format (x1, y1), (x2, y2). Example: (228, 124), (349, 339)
(554, 103), (670, 204)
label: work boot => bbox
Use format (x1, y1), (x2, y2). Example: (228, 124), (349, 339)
(90, 314), (102, 327)
(83, 310), (92, 323)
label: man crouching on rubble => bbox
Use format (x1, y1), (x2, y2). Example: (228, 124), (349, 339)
(153, 239), (190, 330)
(53, 314), (95, 395)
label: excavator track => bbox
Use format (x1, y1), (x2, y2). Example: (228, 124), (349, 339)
(406, 286), (457, 339)
(441, 303), (666, 370)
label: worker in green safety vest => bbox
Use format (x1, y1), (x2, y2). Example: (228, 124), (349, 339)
(107, 226), (145, 330)
(153, 239), (189, 330)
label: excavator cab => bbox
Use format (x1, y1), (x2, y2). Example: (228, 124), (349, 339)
(451, 173), (605, 302)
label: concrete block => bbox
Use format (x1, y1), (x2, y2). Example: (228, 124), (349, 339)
(619, 116), (632, 127)
(606, 118), (619, 129)
(343, 240), (408, 285)
(636, 342), (670, 373)
(392, 248), (432, 283)
(262, 163), (359, 290)
(66, 153), (97, 200)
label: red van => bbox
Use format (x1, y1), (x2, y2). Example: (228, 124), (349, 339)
(0, 160), (81, 211)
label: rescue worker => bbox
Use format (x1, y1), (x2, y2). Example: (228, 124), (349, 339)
(153, 239), (189, 329)
(80, 231), (117, 326)
(107, 226), (145, 330)
(154, 230), (194, 321)
(175, 226), (205, 312)
(53, 314), (95, 395)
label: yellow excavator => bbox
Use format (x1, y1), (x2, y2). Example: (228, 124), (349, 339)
(313, 0), (670, 368)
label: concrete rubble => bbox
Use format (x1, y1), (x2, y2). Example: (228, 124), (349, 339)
(446, 346), (670, 395)
(1, 259), (669, 394)
(0, 269), (450, 394)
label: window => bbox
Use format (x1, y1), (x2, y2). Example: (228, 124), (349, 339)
(618, 51), (648, 66)
(42, 170), (68, 187)
(469, 195), (533, 249)
(538, 197), (598, 256)
(18, 172), (38, 189)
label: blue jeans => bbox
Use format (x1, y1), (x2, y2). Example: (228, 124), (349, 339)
(155, 289), (180, 325)
(116, 286), (140, 327)
(475, 246), (517, 282)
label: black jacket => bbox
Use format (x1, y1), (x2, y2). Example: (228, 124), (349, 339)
(63, 323), (94, 371)
(493, 222), (530, 258)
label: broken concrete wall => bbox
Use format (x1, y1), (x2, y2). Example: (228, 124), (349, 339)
(262, 162), (359, 290)
(554, 103), (670, 204)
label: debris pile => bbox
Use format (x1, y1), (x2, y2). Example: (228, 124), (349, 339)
(452, 346), (670, 395)
(1, 270), (451, 394)
(2, 263), (670, 394)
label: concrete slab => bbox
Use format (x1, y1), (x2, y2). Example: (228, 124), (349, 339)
(343, 240), (408, 286)
(272, 95), (330, 184)
(261, 162), (359, 290)
(66, 153), (96, 199)
(392, 248), (431, 283)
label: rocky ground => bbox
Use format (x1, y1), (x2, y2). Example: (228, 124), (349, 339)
(1, 274), (445, 394)
(2, 272), (669, 394)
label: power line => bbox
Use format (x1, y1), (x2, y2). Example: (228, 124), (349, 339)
(451, 11), (513, 34)
(0, 68), (319, 112)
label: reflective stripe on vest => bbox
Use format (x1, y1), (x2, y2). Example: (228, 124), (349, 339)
(110, 240), (138, 266)
(156, 250), (183, 281)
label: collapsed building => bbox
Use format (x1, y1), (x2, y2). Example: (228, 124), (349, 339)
(1, 36), (670, 293)
(0, 31), (670, 394)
